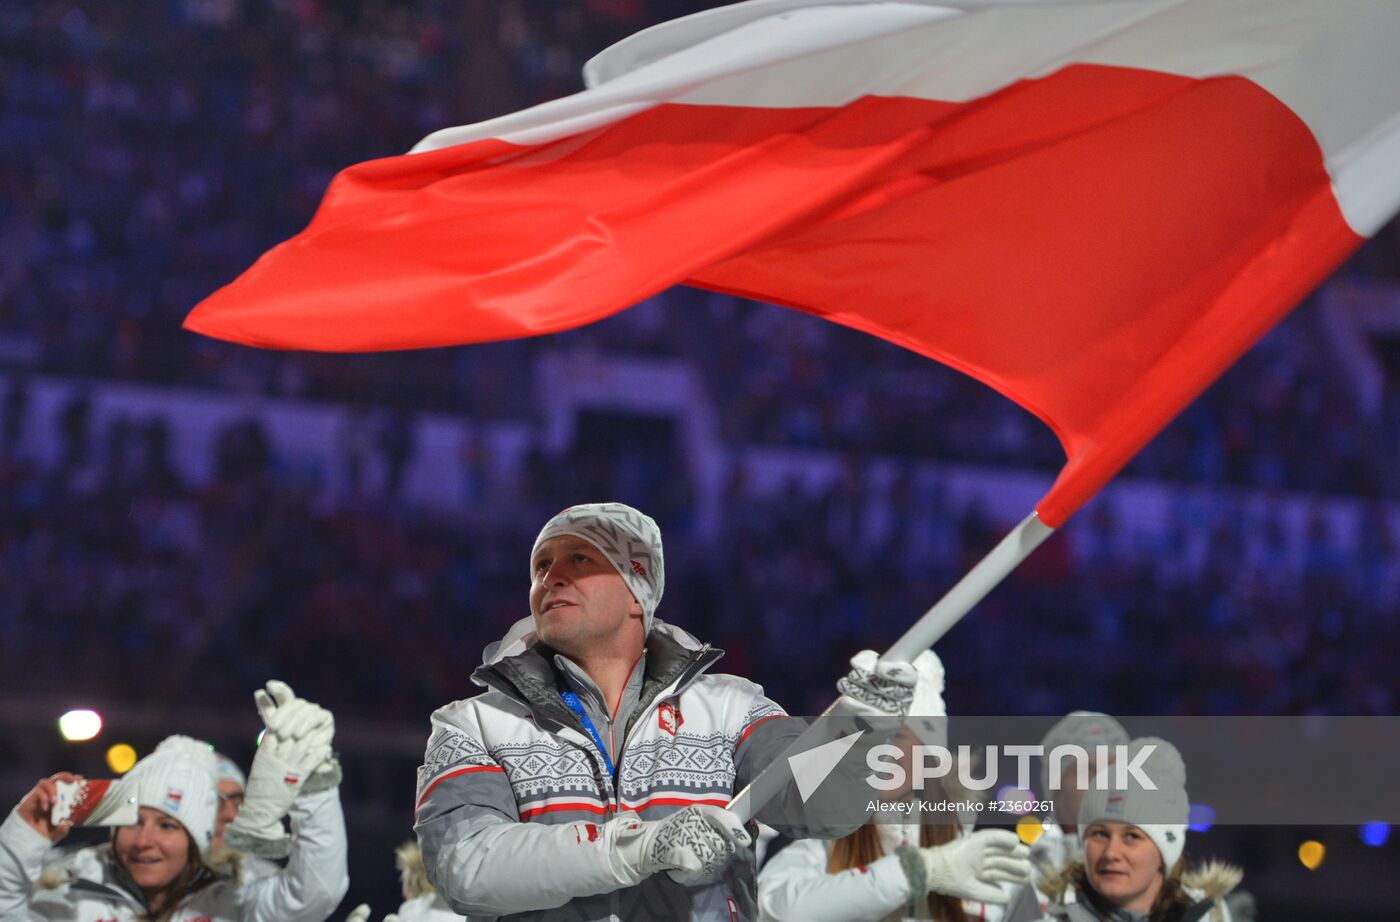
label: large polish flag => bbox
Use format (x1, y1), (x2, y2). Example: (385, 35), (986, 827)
(186, 0), (1400, 528)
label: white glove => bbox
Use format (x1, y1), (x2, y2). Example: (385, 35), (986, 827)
(611, 805), (751, 887)
(224, 680), (335, 856)
(344, 905), (398, 922)
(836, 649), (918, 716)
(913, 829), (1031, 904)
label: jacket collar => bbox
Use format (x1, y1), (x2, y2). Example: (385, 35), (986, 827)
(471, 619), (722, 736)
(476, 616), (711, 668)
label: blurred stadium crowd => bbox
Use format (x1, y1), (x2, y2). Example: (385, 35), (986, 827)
(3, 0), (1400, 915)
(2, 0), (1398, 722)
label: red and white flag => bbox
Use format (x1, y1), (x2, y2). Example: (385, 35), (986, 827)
(186, 0), (1400, 527)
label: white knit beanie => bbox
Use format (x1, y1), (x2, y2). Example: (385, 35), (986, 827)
(124, 735), (221, 855)
(531, 503), (664, 633)
(214, 752), (246, 790)
(1077, 736), (1189, 871)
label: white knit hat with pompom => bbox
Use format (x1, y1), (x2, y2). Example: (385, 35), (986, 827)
(123, 735), (221, 854)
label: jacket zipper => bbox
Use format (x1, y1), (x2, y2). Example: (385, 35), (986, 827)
(610, 650), (720, 812)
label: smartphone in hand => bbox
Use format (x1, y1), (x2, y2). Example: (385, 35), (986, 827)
(51, 779), (138, 827)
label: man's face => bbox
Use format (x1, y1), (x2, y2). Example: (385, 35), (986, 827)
(213, 778), (244, 849)
(531, 535), (642, 655)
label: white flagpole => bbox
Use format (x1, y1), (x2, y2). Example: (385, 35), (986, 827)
(882, 511), (1054, 661)
(727, 510), (1055, 823)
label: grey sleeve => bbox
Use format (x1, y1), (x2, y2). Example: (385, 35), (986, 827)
(414, 768), (518, 914)
(413, 726), (636, 916)
(733, 695), (867, 839)
(733, 697), (806, 794)
(413, 723), (521, 901)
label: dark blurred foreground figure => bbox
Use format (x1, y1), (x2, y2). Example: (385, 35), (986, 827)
(343, 842), (462, 922)
(0, 683), (348, 922)
(413, 501), (920, 920)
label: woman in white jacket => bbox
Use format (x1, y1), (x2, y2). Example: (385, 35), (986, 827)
(757, 652), (1032, 922)
(0, 681), (349, 922)
(759, 816), (1031, 922)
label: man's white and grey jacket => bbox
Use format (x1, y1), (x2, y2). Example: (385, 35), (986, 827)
(413, 619), (814, 921)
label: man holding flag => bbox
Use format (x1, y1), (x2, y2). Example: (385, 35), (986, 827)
(413, 502), (920, 920)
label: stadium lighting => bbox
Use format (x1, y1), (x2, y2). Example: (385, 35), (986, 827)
(1015, 815), (1045, 846)
(57, 709), (102, 742)
(1187, 803), (1215, 832)
(106, 743), (138, 774)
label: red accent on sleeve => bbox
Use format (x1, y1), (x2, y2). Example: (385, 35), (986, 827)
(734, 713), (785, 753)
(416, 764), (506, 808)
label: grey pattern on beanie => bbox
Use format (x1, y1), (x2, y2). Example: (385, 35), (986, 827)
(531, 502), (665, 632)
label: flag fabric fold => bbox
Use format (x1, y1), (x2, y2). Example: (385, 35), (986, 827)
(185, 0), (1400, 527)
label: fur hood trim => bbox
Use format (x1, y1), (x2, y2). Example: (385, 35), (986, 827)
(40, 844), (240, 891)
(396, 841), (434, 900)
(1037, 862), (1072, 903)
(205, 845), (245, 884)
(1038, 859), (1242, 906)
(37, 865), (68, 891)
(1181, 860), (1243, 901)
